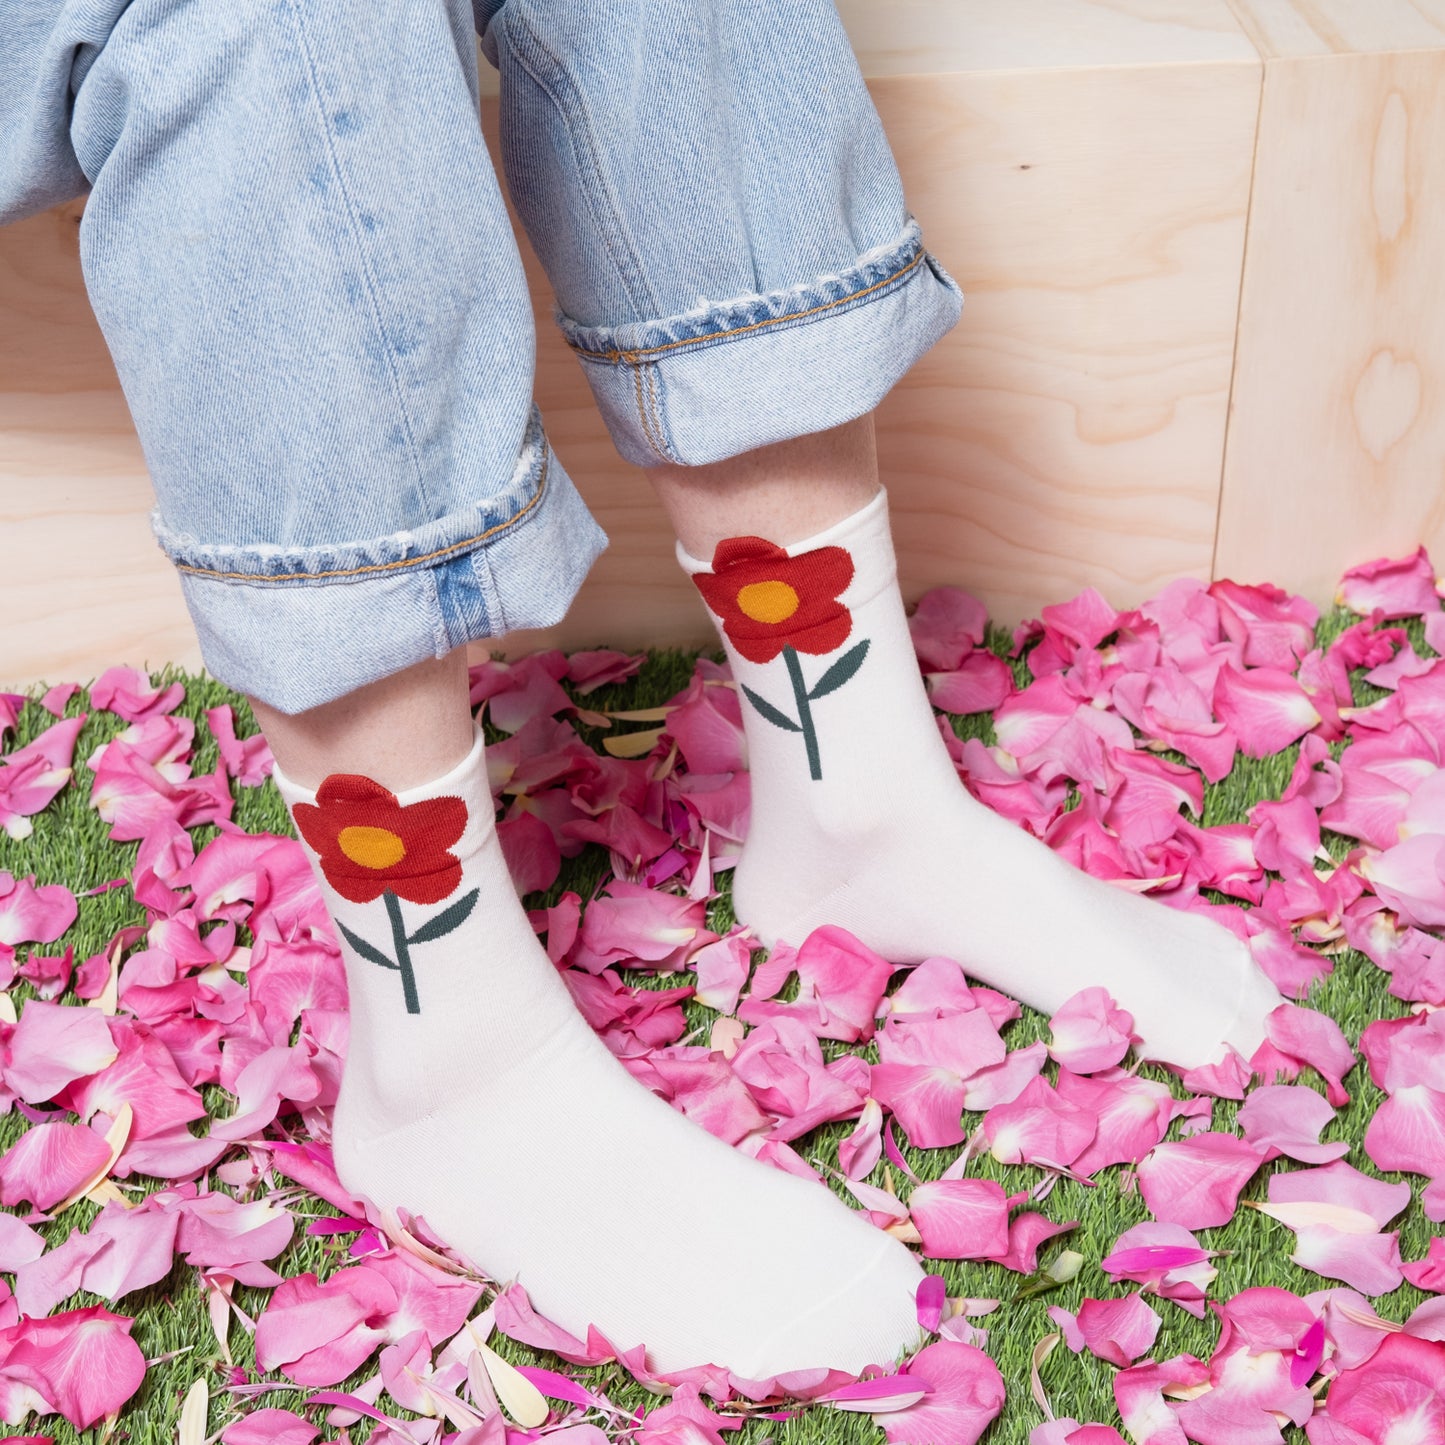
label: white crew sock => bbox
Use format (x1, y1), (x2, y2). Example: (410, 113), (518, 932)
(272, 722), (925, 1379)
(679, 487), (1285, 1071)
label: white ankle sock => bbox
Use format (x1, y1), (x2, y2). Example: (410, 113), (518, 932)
(679, 488), (1285, 1071)
(272, 723), (925, 1378)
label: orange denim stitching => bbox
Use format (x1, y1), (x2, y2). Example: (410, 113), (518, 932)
(573, 248), (927, 363)
(174, 451), (549, 583)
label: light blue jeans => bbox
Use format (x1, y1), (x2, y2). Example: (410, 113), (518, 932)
(3, 0), (963, 713)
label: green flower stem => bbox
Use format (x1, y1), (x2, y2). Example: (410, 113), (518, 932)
(783, 645), (822, 781)
(383, 890), (420, 1015)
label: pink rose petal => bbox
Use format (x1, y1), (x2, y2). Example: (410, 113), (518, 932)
(908, 1178), (1011, 1260)
(1136, 1133), (1266, 1229)
(1214, 664), (1322, 758)
(0, 1306), (147, 1429)
(1336, 548), (1442, 620)
(0, 1119), (113, 1211)
(878, 1341), (1006, 1445)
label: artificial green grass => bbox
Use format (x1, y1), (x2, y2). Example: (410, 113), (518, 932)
(0, 615), (1432, 1445)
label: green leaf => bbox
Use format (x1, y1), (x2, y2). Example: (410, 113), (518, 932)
(741, 684), (802, 733)
(808, 639), (870, 700)
(336, 920), (398, 971)
(407, 887), (480, 945)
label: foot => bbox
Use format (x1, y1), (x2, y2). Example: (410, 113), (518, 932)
(680, 489), (1285, 1072)
(274, 724), (926, 1379)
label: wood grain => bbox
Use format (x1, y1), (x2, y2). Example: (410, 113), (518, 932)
(0, 39), (1267, 690)
(872, 59), (1260, 621)
(1226, 0), (1445, 58)
(838, 0), (1256, 75)
(0, 204), (205, 689)
(21, 8), (1443, 695)
(1215, 46), (1445, 598)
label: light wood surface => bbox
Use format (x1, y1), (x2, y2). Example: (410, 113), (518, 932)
(871, 58), (1259, 623)
(1214, 43), (1445, 598)
(7, 4), (1445, 695)
(838, 0), (1257, 75)
(0, 203), (207, 688)
(1225, 0), (1445, 58)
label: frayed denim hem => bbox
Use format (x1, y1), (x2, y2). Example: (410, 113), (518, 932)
(156, 404), (608, 714)
(555, 217), (964, 467)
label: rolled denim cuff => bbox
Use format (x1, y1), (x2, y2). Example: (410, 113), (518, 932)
(150, 404), (607, 714)
(555, 216), (963, 467)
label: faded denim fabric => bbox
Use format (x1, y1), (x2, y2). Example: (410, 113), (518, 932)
(2, 0), (962, 713)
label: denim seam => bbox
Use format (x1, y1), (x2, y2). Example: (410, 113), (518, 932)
(280, 0), (431, 516)
(172, 450), (550, 583)
(645, 362), (672, 458)
(573, 247), (927, 364)
(421, 568), (450, 658)
(470, 547), (505, 635)
(629, 359), (671, 462)
(497, 7), (660, 326)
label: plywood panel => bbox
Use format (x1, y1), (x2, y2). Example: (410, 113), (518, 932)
(871, 59), (1260, 621)
(1226, 0), (1445, 59)
(839, 0), (1256, 76)
(1214, 48), (1445, 599)
(0, 203), (204, 690)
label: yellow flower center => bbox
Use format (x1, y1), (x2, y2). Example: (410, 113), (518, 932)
(736, 580), (800, 624)
(337, 825), (406, 870)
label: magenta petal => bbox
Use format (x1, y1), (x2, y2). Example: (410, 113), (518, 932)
(1213, 664), (1322, 758)
(1325, 1332), (1445, 1444)
(909, 588), (989, 671)
(1102, 1243), (1209, 1284)
(5, 1000), (118, 1103)
(917, 1275), (947, 1334)
(1365, 1085), (1445, 1178)
(513, 1365), (594, 1408)
(1136, 1133), (1266, 1229)
(1336, 548), (1442, 619)
(1237, 1085), (1348, 1164)
(1074, 1295), (1163, 1367)
(0, 1305), (147, 1429)
(220, 1409), (321, 1445)
(0, 1118), (112, 1210)
(822, 1375), (930, 1412)
(1290, 1225), (1404, 1295)
(878, 1341), (1006, 1445)
(908, 1179), (1011, 1260)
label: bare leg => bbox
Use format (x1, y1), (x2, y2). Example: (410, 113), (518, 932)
(648, 414), (880, 557)
(248, 649), (474, 793)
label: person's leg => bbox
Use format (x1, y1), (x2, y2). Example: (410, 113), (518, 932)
(479, 0), (1283, 1071)
(49, 0), (924, 1381)
(666, 467), (1286, 1070)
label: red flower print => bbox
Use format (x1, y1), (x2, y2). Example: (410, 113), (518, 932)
(292, 774), (466, 905)
(692, 537), (855, 664)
